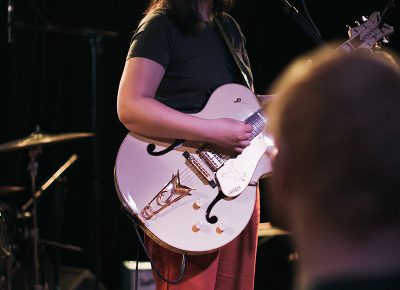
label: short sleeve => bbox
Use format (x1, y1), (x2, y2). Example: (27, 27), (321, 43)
(127, 12), (174, 68)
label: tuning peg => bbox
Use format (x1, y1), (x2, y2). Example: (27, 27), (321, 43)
(355, 20), (361, 26)
(382, 37), (389, 44)
(361, 15), (368, 22)
(346, 24), (352, 37)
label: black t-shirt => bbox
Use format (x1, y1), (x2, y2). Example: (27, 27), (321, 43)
(127, 11), (252, 113)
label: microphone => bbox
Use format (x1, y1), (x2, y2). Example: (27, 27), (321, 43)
(282, 0), (299, 15)
(7, 0), (14, 44)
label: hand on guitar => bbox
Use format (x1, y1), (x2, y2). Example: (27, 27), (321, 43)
(205, 118), (253, 154)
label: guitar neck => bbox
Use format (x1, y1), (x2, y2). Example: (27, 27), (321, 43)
(245, 109), (267, 139)
(337, 37), (366, 53)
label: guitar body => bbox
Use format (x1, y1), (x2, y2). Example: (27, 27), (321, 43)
(114, 83), (273, 254)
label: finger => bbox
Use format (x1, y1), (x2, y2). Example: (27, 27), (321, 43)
(239, 140), (251, 147)
(243, 124), (253, 132)
(234, 147), (244, 153)
(238, 133), (252, 141)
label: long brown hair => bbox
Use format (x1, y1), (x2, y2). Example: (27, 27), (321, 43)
(145, 0), (235, 32)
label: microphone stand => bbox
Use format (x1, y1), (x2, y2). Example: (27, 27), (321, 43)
(379, 0), (399, 28)
(281, 0), (325, 45)
(7, 0), (13, 44)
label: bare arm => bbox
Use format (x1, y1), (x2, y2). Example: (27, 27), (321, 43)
(117, 57), (253, 152)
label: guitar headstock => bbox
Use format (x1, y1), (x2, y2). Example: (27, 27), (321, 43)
(340, 11), (394, 53)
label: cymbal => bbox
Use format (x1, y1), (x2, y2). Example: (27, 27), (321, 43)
(0, 186), (26, 195)
(0, 131), (94, 153)
(258, 222), (289, 237)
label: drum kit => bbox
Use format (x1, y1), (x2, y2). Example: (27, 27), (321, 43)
(0, 128), (93, 290)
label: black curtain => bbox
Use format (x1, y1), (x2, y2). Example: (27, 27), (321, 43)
(2, 0), (399, 289)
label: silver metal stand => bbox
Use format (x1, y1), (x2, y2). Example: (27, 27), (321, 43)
(27, 146), (44, 290)
(23, 153), (78, 289)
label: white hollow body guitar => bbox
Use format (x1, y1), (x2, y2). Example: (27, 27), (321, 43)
(115, 83), (273, 254)
(114, 11), (394, 255)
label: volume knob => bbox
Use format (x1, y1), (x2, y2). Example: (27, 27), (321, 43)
(192, 221), (202, 232)
(216, 223), (226, 234)
(193, 199), (203, 209)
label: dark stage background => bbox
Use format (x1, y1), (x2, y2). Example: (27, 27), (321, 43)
(2, 0), (399, 289)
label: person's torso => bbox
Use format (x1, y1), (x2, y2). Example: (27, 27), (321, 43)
(128, 12), (249, 113)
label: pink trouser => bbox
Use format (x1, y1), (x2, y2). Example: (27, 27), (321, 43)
(145, 189), (260, 290)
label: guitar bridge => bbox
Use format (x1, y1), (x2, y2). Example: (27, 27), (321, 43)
(197, 145), (225, 172)
(182, 151), (217, 188)
(141, 171), (193, 220)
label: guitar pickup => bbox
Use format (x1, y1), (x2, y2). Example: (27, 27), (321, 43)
(182, 151), (217, 188)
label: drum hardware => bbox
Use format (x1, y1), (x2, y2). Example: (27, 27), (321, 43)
(0, 202), (18, 290)
(258, 222), (290, 237)
(39, 239), (83, 253)
(16, 211), (32, 219)
(21, 154), (78, 212)
(258, 222), (290, 246)
(0, 127), (94, 153)
(0, 186), (26, 195)
(9, 0), (115, 282)
(0, 209), (13, 258)
(25, 152), (79, 290)
(27, 143), (45, 290)
(1, 248), (14, 290)
(0, 127), (93, 290)
(39, 238), (84, 290)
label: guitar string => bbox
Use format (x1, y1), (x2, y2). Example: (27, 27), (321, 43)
(154, 109), (267, 199)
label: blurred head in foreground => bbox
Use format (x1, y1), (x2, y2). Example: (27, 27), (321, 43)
(266, 44), (400, 289)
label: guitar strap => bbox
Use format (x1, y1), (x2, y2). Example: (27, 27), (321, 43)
(214, 17), (252, 90)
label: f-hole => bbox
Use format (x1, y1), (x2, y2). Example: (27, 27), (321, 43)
(205, 190), (226, 224)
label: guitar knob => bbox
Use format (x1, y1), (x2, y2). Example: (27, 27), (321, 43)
(192, 221), (202, 232)
(362, 15), (368, 22)
(216, 223), (226, 234)
(193, 199), (203, 209)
